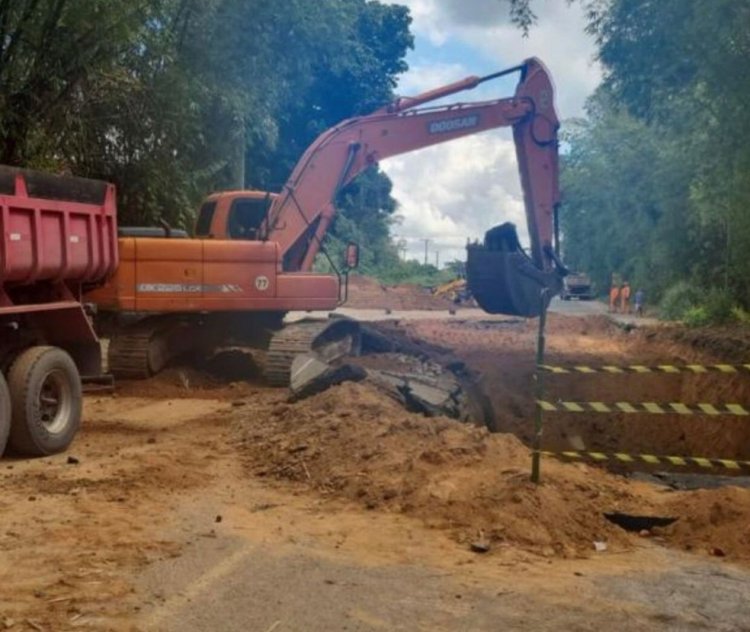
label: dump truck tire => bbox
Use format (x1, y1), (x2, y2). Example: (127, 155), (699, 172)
(8, 346), (82, 456)
(0, 373), (10, 456)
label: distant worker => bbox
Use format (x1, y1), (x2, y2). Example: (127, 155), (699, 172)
(620, 282), (631, 314)
(634, 288), (644, 317)
(609, 284), (620, 313)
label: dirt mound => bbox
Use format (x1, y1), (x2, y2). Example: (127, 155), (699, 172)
(234, 381), (653, 557)
(660, 487), (750, 560)
(116, 367), (262, 400)
(659, 324), (750, 363)
(346, 275), (455, 310)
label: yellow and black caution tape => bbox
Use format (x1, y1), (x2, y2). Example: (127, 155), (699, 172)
(540, 449), (750, 471)
(537, 400), (750, 416)
(538, 363), (750, 375)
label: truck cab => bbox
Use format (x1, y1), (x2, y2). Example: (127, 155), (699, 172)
(561, 272), (594, 300)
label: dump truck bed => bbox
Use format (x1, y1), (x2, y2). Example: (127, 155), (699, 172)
(0, 166), (118, 287)
(1, 166), (119, 458)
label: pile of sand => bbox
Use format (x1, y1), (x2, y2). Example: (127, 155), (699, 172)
(659, 488), (750, 560)
(131, 310), (750, 563)
(234, 381), (649, 557)
(116, 367), (261, 400)
(233, 363), (750, 563)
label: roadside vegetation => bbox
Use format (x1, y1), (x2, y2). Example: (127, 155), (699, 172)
(560, 0), (750, 324)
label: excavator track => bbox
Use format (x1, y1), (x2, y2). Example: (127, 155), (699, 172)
(108, 317), (197, 379)
(264, 318), (361, 387)
(107, 329), (154, 379)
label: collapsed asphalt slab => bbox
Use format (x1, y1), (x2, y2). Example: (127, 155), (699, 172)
(288, 322), (495, 428)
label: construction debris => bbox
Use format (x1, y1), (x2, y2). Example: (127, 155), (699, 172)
(603, 512), (678, 532)
(285, 321), (495, 427)
(289, 355), (367, 401)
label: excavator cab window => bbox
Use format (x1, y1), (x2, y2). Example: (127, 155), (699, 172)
(228, 198), (266, 240)
(195, 201), (216, 237)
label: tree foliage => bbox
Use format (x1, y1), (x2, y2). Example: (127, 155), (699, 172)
(0, 0), (412, 242)
(0, 1), (155, 165)
(562, 0), (750, 318)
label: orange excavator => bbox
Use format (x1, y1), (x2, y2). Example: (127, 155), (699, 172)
(87, 57), (566, 384)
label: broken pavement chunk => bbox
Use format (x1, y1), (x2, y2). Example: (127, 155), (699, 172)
(404, 379), (458, 417)
(289, 354), (367, 401)
(604, 512), (678, 532)
(290, 354), (330, 390)
(470, 540), (491, 553)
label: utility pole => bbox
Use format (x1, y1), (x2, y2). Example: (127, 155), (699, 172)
(423, 238), (430, 265)
(396, 238), (407, 260)
(434, 250), (440, 268)
(230, 122), (246, 189)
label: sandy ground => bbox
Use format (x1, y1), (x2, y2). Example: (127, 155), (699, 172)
(2, 302), (750, 631)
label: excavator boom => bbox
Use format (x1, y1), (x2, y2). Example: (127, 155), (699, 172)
(264, 57), (564, 315)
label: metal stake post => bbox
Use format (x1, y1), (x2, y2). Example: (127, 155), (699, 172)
(531, 288), (550, 484)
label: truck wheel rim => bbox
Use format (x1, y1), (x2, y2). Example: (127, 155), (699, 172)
(38, 370), (72, 434)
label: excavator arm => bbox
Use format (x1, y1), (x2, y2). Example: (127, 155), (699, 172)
(266, 57), (565, 316)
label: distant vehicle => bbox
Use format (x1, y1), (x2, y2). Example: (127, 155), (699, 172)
(432, 278), (473, 305)
(561, 272), (595, 300)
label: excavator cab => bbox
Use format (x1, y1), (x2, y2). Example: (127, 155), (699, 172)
(466, 222), (564, 317)
(194, 190), (276, 240)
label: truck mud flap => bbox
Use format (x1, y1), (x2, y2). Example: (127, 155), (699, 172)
(466, 223), (563, 317)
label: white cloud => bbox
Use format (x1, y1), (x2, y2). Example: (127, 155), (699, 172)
(411, 0), (522, 37)
(396, 61), (470, 95)
(383, 131), (527, 263)
(381, 0), (600, 265)
(466, 4), (601, 117)
(396, 0), (452, 46)
(395, 0), (600, 118)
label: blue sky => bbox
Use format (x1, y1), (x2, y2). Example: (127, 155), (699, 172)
(402, 34), (515, 95)
(382, 0), (601, 265)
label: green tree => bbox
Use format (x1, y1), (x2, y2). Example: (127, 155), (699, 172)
(562, 0), (750, 312)
(0, 0), (413, 234)
(0, 0), (155, 166)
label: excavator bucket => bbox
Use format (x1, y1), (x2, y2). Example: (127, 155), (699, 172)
(466, 223), (564, 317)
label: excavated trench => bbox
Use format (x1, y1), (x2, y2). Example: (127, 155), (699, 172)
(391, 315), (750, 475)
(227, 313), (750, 562)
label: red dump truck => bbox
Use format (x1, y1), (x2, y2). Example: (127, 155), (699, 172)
(0, 167), (117, 456)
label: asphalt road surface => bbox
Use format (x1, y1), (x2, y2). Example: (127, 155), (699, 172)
(290, 296), (660, 327)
